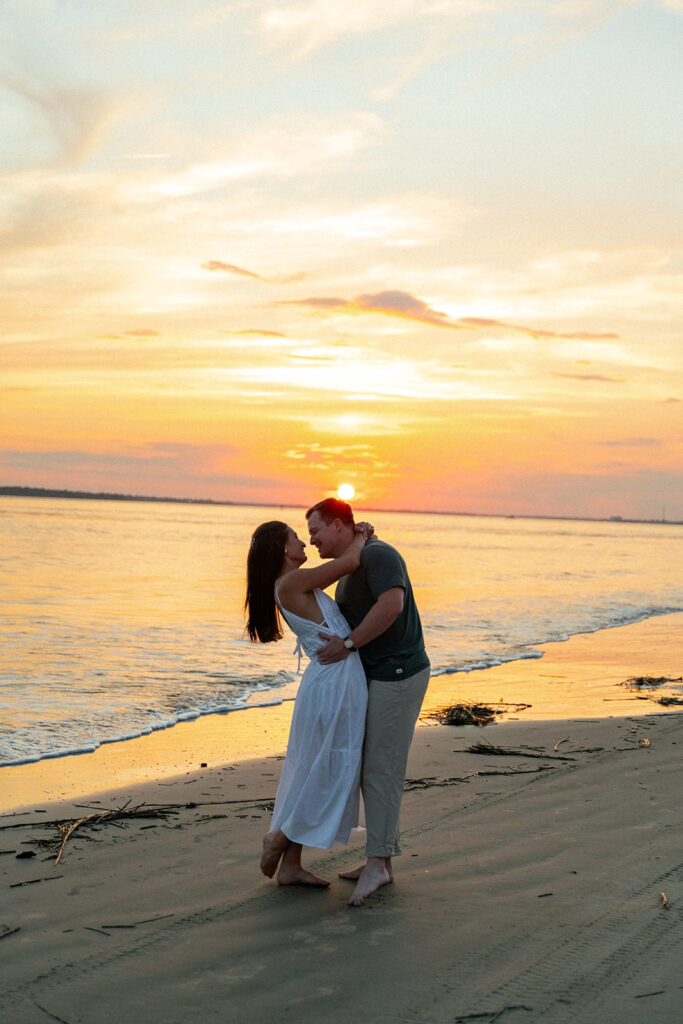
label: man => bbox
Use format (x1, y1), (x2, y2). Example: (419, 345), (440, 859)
(306, 497), (430, 906)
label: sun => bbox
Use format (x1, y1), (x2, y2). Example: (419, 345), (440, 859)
(337, 483), (355, 501)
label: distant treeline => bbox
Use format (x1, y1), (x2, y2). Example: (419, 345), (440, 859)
(1, 486), (679, 524)
(0, 486), (232, 507)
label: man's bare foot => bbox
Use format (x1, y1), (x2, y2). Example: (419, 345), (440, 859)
(277, 865), (330, 887)
(348, 861), (392, 906)
(339, 861), (394, 882)
(260, 830), (289, 877)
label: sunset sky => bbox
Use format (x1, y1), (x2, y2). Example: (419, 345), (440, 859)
(2, 0), (682, 519)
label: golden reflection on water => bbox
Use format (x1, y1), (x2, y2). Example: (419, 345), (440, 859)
(2, 496), (682, 775)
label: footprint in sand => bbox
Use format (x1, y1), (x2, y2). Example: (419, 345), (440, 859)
(321, 920), (357, 936)
(367, 926), (398, 946)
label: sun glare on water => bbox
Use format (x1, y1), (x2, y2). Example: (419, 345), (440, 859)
(337, 483), (355, 501)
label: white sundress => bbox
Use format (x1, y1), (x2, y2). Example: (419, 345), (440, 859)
(271, 587), (368, 850)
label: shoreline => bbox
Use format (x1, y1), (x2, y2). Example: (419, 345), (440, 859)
(3, 611), (682, 816)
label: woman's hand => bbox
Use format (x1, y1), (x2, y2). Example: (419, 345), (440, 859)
(355, 521), (374, 541)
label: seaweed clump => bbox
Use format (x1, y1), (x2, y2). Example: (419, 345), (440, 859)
(427, 700), (531, 727)
(622, 675), (682, 689)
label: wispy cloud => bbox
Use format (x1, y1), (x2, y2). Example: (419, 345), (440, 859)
(554, 373), (627, 383)
(599, 438), (662, 447)
(282, 441), (394, 477)
(147, 112), (383, 196)
(0, 69), (114, 167)
(202, 260), (265, 281)
(283, 290), (462, 328)
(201, 261), (307, 285)
(460, 317), (619, 341)
(285, 290), (621, 339)
(258, 0), (639, 100)
(220, 329), (288, 339)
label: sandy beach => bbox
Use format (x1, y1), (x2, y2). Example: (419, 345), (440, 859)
(2, 614), (682, 1023)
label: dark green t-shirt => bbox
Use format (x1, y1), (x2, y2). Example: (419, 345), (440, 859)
(335, 537), (430, 681)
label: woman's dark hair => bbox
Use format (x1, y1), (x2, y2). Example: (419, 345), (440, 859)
(244, 521), (290, 643)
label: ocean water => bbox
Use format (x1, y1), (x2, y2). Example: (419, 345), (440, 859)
(1, 496), (682, 767)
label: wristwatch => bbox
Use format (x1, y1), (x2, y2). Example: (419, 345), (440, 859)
(343, 636), (357, 651)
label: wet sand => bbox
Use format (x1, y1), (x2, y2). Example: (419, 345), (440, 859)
(1, 614), (682, 1022)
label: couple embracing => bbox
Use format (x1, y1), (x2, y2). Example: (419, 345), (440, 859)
(245, 498), (430, 907)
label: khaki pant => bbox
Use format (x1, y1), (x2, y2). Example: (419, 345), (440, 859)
(361, 665), (430, 858)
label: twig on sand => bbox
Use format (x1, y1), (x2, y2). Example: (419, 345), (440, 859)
(1, 798), (277, 866)
(454, 1006), (533, 1022)
(477, 766), (558, 776)
(33, 1003), (72, 1024)
(101, 912), (175, 929)
(466, 742), (576, 762)
(10, 875), (63, 888)
(0, 925), (21, 940)
(38, 803), (182, 865)
(0, 797), (278, 836)
(404, 774), (477, 791)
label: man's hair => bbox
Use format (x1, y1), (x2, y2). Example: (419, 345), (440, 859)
(305, 497), (355, 527)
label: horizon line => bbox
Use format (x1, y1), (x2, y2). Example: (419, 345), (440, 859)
(1, 486), (680, 527)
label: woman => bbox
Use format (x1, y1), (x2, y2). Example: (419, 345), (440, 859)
(245, 519), (370, 886)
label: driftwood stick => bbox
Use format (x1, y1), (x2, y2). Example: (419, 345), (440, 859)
(490, 1007), (534, 1022)
(404, 774), (476, 791)
(0, 798), (278, 834)
(33, 1003), (72, 1024)
(9, 875), (64, 888)
(466, 743), (576, 761)
(9, 799), (280, 863)
(101, 912), (175, 929)
(455, 1007), (533, 1023)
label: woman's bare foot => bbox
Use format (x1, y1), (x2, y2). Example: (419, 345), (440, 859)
(277, 865), (330, 887)
(260, 829), (289, 877)
(348, 858), (392, 906)
(339, 859), (393, 883)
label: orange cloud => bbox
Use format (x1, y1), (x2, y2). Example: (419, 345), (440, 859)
(600, 438), (661, 447)
(283, 290), (459, 327)
(554, 373), (627, 383)
(284, 291), (619, 340)
(202, 260), (264, 280)
(221, 328), (287, 338)
(458, 317), (618, 341)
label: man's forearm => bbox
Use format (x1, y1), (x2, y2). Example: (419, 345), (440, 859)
(348, 588), (403, 649)
(317, 587), (404, 665)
